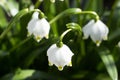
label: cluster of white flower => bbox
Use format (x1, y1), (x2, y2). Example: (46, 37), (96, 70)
(27, 12), (109, 71)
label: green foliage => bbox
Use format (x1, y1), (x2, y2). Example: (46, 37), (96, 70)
(0, 0), (120, 80)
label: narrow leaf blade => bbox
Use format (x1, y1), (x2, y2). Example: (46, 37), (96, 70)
(98, 49), (118, 80)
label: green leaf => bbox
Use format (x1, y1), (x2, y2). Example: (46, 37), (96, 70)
(49, 8), (82, 24)
(19, 0), (32, 10)
(0, 7), (8, 28)
(13, 69), (35, 80)
(1, 69), (66, 80)
(84, 0), (103, 15)
(109, 28), (120, 41)
(0, 8), (29, 39)
(98, 48), (118, 80)
(23, 45), (48, 68)
(107, 0), (120, 32)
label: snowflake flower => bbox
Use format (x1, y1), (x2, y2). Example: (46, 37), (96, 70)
(27, 12), (50, 42)
(82, 20), (109, 46)
(47, 44), (74, 71)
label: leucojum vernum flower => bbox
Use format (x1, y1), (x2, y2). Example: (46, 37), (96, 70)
(27, 11), (50, 42)
(47, 43), (74, 71)
(26, 9), (109, 71)
(82, 19), (109, 46)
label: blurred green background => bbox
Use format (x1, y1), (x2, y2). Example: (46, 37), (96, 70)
(0, 0), (120, 80)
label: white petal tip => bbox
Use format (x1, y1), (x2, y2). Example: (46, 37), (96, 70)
(96, 44), (100, 47)
(103, 36), (108, 40)
(45, 35), (49, 39)
(67, 62), (72, 67)
(48, 62), (53, 66)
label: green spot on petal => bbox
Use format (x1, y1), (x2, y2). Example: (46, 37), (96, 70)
(58, 66), (63, 71)
(35, 36), (41, 42)
(96, 40), (101, 47)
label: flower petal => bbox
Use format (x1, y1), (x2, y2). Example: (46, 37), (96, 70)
(82, 20), (94, 39)
(27, 12), (50, 42)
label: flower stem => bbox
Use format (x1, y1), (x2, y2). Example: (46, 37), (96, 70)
(79, 11), (100, 21)
(49, 8), (82, 24)
(34, 0), (43, 9)
(0, 9), (43, 40)
(49, 8), (100, 24)
(60, 29), (72, 41)
(9, 36), (32, 52)
(48, 8), (81, 38)
(0, 8), (29, 39)
(57, 29), (72, 47)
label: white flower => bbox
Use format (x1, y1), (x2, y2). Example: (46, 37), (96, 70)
(0, 0), (18, 16)
(0, 0), (6, 7)
(47, 44), (74, 71)
(82, 19), (109, 46)
(27, 12), (50, 42)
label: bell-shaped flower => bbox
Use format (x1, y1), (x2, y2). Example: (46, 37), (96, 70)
(82, 19), (109, 46)
(27, 12), (50, 42)
(47, 44), (74, 71)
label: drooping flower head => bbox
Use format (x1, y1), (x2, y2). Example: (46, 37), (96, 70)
(82, 19), (109, 46)
(47, 44), (74, 71)
(27, 12), (50, 42)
